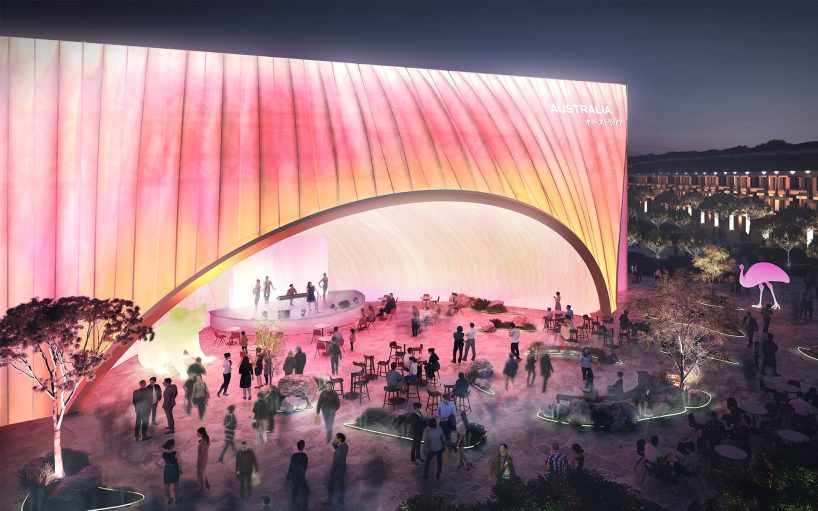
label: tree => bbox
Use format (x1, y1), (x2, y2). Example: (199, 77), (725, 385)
(644, 205), (672, 231)
(667, 208), (693, 231)
(637, 274), (735, 391)
(680, 231), (710, 258)
(641, 230), (671, 259)
(679, 191), (705, 212)
(692, 246), (735, 283)
(627, 222), (642, 247)
(653, 190), (680, 209)
(768, 223), (802, 266)
(0, 297), (154, 478)
(627, 187), (650, 221)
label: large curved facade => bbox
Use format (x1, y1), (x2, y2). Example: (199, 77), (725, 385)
(0, 36), (627, 424)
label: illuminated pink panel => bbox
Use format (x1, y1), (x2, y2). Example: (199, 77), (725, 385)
(0, 37), (8, 426)
(305, 60), (339, 210)
(317, 60), (357, 205)
(271, 57), (299, 226)
(290, 58), (321, 216)
(257, 56), (281, 232)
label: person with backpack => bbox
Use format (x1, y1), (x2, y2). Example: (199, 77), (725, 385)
(217, 405), (238, 463)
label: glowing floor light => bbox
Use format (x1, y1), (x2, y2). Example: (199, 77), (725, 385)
(701, 211), (705, 224)
(746, 216), (751, 235)
(729, 214), (734, 231)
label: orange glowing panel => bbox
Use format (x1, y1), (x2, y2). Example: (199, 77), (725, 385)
(0, 36), (627, 424)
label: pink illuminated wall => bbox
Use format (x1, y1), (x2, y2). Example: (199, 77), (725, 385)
(0, 36), (627, 424)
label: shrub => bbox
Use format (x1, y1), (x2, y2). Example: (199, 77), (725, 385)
(44, 449), (90, 478)
(490, 318), (536, 331)
(486, 304), (508, 314)
(471, 298), (490, 311)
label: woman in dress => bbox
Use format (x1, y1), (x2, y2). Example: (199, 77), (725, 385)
(196, 427), (210, 491)
(239, 354), (253, 400)
(554, 291), (562, 311)
(306, 281), (318, 312)
(160, 439), (182, 504)
(254, 348), (264, 388)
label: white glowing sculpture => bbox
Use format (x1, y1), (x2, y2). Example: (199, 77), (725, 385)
(137, 304), (212, 376)
(700, 211), (705, 224)
(729, 214), (734, 231)
(745, 215), (750, 235)
(738, 263), (790, 310)
(808, 228), (814, 246)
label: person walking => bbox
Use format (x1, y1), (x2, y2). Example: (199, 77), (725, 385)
(262, 349), (272, 386)
(349, 328), (356, 351)
(196, 427), (210, 491)
(253, 279), (262, 310)
(509, 324), (521, 360)
(503, 353), (518, 391)
(283, 351), (295, 375)
(761, 303), (773, 333)
(489, 443), (517, 481)
(761, 333), (780, 376)
(239, 330), (249, 355)
(148, 376), (162, 426)
(410, 402), (426, 465)
(451, 325), (465, 363)
(464, 322), (477, 361)
(742, 312), (758, 349)
(217, 405), (238, 463)
(306, 281), (318, 312)
(235, 440), (258, 501)
(132, 380), (152, 441)
(328, 339), (342, 376)
(580, 347), (594, 391)
(540, 352), (554, 393)
(327, 433), (348, 507)
(217, 352), (232, 397)
(252, 393), (269, 447)
(287, 440), (309, 511)
(254, 348), (264, 389)
(294, 346), (307, 374)
(411, 305), (421, 337)
(264, 386), (277, 433)
(319, 273), (329, 298)
(190, 375), (209, 420)
(263, 276), (274, 304)
(159, 439), (182, 504)
(239, 354), (253, 400)
(455, 411), (474, 470)
(525, 349), (537, 387)
(422, 418), (447, 480)
(316, 382), (341, 443)
(162, 378), (178, 434)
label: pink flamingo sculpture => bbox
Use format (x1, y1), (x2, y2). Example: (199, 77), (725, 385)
(738, 263), (790, 310)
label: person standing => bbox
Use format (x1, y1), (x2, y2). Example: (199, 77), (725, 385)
(254, 348), (264, 389)
(217, 352), (232, 397)
(509, 325), (521, 360)
(262, 349), (272, 386)
(239, 331), (249, 355)
(294, 345), (307, 374)
(410, 402), (426, 465)
(540, 352), (554, 393)
(264, 386), (278, 433)
(235, 440), (258, 501)
(525, 349), (537, 387)
(319, 273), (329, 298)
(283, 351), (295, 375)
(455, 411), (473, 470)
(422, 419), (447, 480)
(742, 311), (759, 349)
(191, 375), (210, 420)
(159, 439), (182, 505)
(148, 377), (162, 426)
(316, 382), (341, 443)
(253, 279), (262, 310)
(306, 281), (318, 312)
(196, 427), (210, 491)
(761, 303), (773, 333)
(217, 405), (238, 463)
(464, 322), (477, 361)
(451, 325), (465, 363)
(425, 348), (440, 381)
(162, 378), (178, 434)
(411, 305), (421, 337)
(349, 328), (356, 351)
(546, 442), (569, 475)
(761, 333), (780, 376)
(287, 440), (309, 511)
(133, 380), (152, 441)
(580, 347), (594, 391)
(239, 354), (253, 400)
(252, 393), (269, 447)
(436, 393), (457, 442)
(327, 433), (348, 507)
(328, 339), (342, 376)
(554, 291), (562, 311)
(503, 353), (518, 391)
(489, 443), (517, 481)
(263, 276), (274, 304)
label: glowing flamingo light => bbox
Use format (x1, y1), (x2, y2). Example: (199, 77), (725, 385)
(738, 263), (790, 309)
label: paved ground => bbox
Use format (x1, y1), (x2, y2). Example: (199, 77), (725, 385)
(1, 280), (817, 511)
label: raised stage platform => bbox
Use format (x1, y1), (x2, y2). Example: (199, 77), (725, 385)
(209, 289), (366, 334)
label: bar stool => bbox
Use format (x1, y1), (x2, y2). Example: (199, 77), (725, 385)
(426, 389), (442, 413)
(330, 377), (344, 397)
(363, 355), (376, 379)
(406, 379), (426, 401)
(568, 329), (579, 343)
(454, 392), (472, 413)
(383, 387), (406, 408)
(394, 351), (406, 368)
(376, 360), (390, 377)
(388, 341), (399, 361)
(578, 325), (590, 341)
(443, 384), (455, 397)
(425, 367), (438, 385)
(618, 330), (630, 352)
(351, 370), (370, 403)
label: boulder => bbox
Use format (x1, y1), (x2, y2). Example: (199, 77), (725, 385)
(48, 464), (104, 510)
(480, 322), (496, 333)
(278, 375), (318, 404)
(466, 359), (494, 381)
(279, 397), (308, 413)
(513, 314), (530, 327)
(488, 300), (504, 308)
(474, 378), (491, 390)
(567, 399), (593, 426)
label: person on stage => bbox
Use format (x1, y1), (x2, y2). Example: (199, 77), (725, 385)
(306, 282), (318, 313)
(253, 280), (261, 310)
(263, 276), (275, 304)
(286, 284), (297, 306)
(319, 273), (329, 299)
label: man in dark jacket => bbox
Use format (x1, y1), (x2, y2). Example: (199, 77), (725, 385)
(410, 402), (426, 464)
(132, 380), (152, 441)
(316, 384), (341, 443)
(328, 433), (348, 507)
(742, 311), (758, 348)
(761, 333), (780, 376)
(161, 378), (178, 434)
(294, 346), (307, 374)
(148, 376), (162, 426)
(287, 440), (309, 511)
(235, 440), (258, 500)
(540, 353), (554, 393)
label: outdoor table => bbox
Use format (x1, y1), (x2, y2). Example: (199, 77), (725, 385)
(777, 429), (810, 443)
(421, 294), (432, 309)
(775, 383), (801, 396)
(741, 402), (769, 427)
(714, 444), (748, 461)
(314, 323), (330, 335)
(317, 336), (333, 356)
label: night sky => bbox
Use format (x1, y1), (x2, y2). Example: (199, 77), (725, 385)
(1, 0), (816, 155)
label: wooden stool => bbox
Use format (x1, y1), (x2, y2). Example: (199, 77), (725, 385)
(426, 368), (438, 385)
(618, 331), (630, 352)
(330, 377), (344, 397)
(388, 341), (399, 360)
(406, 380), (426, 401)
(568, 329), (579, 343)
(578, 325), (590, 341)
(352, 372), (370, 403)
(383, 387), (406, 408)
(454, 393), (471, 412)
(443, 384), (455, 398)
(363, 355), (376, 379)
(426, 389), (442, 413)
(377, 360), (390, 377)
